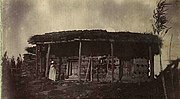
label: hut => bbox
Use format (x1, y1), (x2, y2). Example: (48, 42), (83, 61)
(28, 30), (161, 82)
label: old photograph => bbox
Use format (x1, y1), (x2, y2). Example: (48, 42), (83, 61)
(1, 0), (180, 99)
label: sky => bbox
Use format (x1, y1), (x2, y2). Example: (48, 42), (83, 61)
(2, 0), (180, 74)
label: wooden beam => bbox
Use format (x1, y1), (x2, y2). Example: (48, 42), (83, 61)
(149, 46), (154, 79)
(35, 38), (116, 44)
(111, 42), (114, 82)
(78, 41), (82, 81)
(45, 44), (51, 78)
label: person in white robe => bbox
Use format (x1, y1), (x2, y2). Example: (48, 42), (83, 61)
(48, 61), (56, 81)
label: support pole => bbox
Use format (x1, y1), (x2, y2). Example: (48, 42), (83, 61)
(174, 60), (179, 99)
(111, 42), (114, 82)
(36, 45), (39, 76)
(45, 44), (51, 78)
(149, 46), (154, 79)
(159, 43), (168, 99)
(170, 67), (175, 99)
(40, 53), (42, 73)
(58, 57), (62, 80)
(78, 41), (82, 81)
(119, 59), (123, 81)
(169, 33), (173, 61)
(67, 61), (70, 77)
(90, 57), (93, 82)
(106, 55), (110, 76)
(70, 61), (72, 75)
(39, 46), (42, 73)
(85, 58), (91, 81)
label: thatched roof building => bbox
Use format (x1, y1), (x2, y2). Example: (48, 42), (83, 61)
(27, 30), (162, 82)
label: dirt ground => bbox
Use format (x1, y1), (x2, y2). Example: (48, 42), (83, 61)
(1, 59), (165, 99)
(14, 76), (164, 99)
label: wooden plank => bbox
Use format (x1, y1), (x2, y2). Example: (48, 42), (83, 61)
(78, 41), (82, 81)
(45, 44), (51, 78)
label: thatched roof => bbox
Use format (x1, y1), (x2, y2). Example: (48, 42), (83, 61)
(27, 30), (162, 57)
(28, 30), (161, 45)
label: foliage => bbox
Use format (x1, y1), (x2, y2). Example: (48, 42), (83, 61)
(152, 0), (171, 37)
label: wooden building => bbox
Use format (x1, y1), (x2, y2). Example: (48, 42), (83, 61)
(28, 30), (161, 82)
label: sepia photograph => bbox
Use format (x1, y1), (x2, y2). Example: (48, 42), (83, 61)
(1, 0), (180, 99)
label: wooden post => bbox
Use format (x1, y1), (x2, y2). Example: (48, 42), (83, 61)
(111, 42), (114, 82)
(36, 45), (39, 76)
(42, 57), (45, 75)
(106, 55), (110, 75)
(40, 53), (42, 73)
(45, 44), (51, 78)
(170, 67), (175, 99)
(66, 61), (70, 77)
(119, 59), (123, 81)
(58, 57), (62, 80)
(85, 58), (91, 81)
(70, 61), (72, 75)
(90, 57), (93, 82)
(78, 41), (82, 81)
(39, 45), (42, 73)
(68, 62), (71, 76)
(149, 46), (154, 79)
(174, 60), (179, 99)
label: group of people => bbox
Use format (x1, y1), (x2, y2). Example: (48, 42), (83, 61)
(2, 52), (23, 70)
(10, 55), (23, 69)
(1, 51), (23, 79)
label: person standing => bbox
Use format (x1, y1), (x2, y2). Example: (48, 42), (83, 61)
(10, 56), (16, 76)
(16, 57), (21, 69)
(48, 61), (57, 81)
(16, 54), (23, 69)
(11, 56), (15, 68)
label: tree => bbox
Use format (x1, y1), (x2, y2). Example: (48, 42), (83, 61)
(152, 0), (172, 37)
(152, 0), (171, 99)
